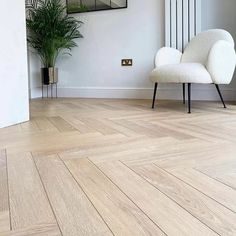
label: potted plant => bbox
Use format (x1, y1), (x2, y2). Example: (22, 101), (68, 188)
(26, 0), (83, 85)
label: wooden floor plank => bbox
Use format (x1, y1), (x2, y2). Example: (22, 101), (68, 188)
(59, 135), (147, 160)
(79, 118), (118, 135)
(48, 117), (77, 132)
(34, 154), (112, 236)
(88, 137), (179, 164)
(34, 118), (58, 132)
(0, 224), (61, 236)
(134, 120), (193, 140)
(0, 149), (10, 233)
(20, 120), (40, 133)
(61, 115), (94, 134)
(124, 139), (211, 167)
(131, 163), (236, 235)
(167, 167), (236, 212)
(113, 119), (167, 138)
(196, 160), (236, 190)
(5, 132), (103, 155)
(7, 152), (57, 230)
(98, 161), (217, 236)
(64, 158), (165, 236)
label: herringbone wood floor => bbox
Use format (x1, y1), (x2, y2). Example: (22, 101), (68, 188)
(1, 98), (236, 236)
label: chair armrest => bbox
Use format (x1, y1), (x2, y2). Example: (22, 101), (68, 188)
(206, 40), (236, 84)
(155, 47), (182, 67)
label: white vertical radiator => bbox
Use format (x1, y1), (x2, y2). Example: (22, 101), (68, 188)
(165, 0), (201, 51)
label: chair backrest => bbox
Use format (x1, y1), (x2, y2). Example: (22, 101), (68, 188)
(181, 29), (234, 65)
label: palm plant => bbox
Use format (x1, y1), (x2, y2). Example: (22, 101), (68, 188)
(26, 0), (83, 84)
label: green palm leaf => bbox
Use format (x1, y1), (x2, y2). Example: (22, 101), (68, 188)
(27, 0), (83, 67)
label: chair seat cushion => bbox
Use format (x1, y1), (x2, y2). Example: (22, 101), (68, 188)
(150, 63), (212, 84)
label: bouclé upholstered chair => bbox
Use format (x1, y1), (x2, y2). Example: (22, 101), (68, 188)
(150, 29), (236, 113)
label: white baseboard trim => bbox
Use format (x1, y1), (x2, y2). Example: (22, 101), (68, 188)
(30, 86), (236, 101)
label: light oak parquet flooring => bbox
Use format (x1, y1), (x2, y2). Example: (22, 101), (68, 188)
(0, 149), (10, 233)
(0, 98), (236, 235)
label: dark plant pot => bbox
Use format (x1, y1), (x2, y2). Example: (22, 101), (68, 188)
(41, 67), (58, 85)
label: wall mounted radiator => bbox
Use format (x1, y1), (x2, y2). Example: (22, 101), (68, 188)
(165, 0), (202, 52)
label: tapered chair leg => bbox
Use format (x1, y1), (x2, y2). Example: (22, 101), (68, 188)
(188, 83), (191, 114)
(215, 84), (227, 108)
(183, 83), (186, 104)
(152, 83), (158, 109)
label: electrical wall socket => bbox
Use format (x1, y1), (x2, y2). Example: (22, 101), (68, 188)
(121, 59), (133, 66)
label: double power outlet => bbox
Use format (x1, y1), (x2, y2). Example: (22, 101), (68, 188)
(121, 59), (133, 66)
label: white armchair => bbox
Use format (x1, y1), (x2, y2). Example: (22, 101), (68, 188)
(150, 29), (236, 113)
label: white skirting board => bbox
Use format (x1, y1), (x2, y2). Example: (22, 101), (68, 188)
(30, 86), (236, 101)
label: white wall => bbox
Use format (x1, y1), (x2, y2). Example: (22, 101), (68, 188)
(29, 0), (236, 101)
(30, 0), (165, 98)
(0, 0), (29, 128)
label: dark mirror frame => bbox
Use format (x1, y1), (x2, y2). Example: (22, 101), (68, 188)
(66, 0), (128, 14)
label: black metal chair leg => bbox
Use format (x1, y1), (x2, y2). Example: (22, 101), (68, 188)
(183, 83), (186, 104)
(215, 84), (227, 108)
(188, 83), (191, 114)
(152, 83), (158, 109)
